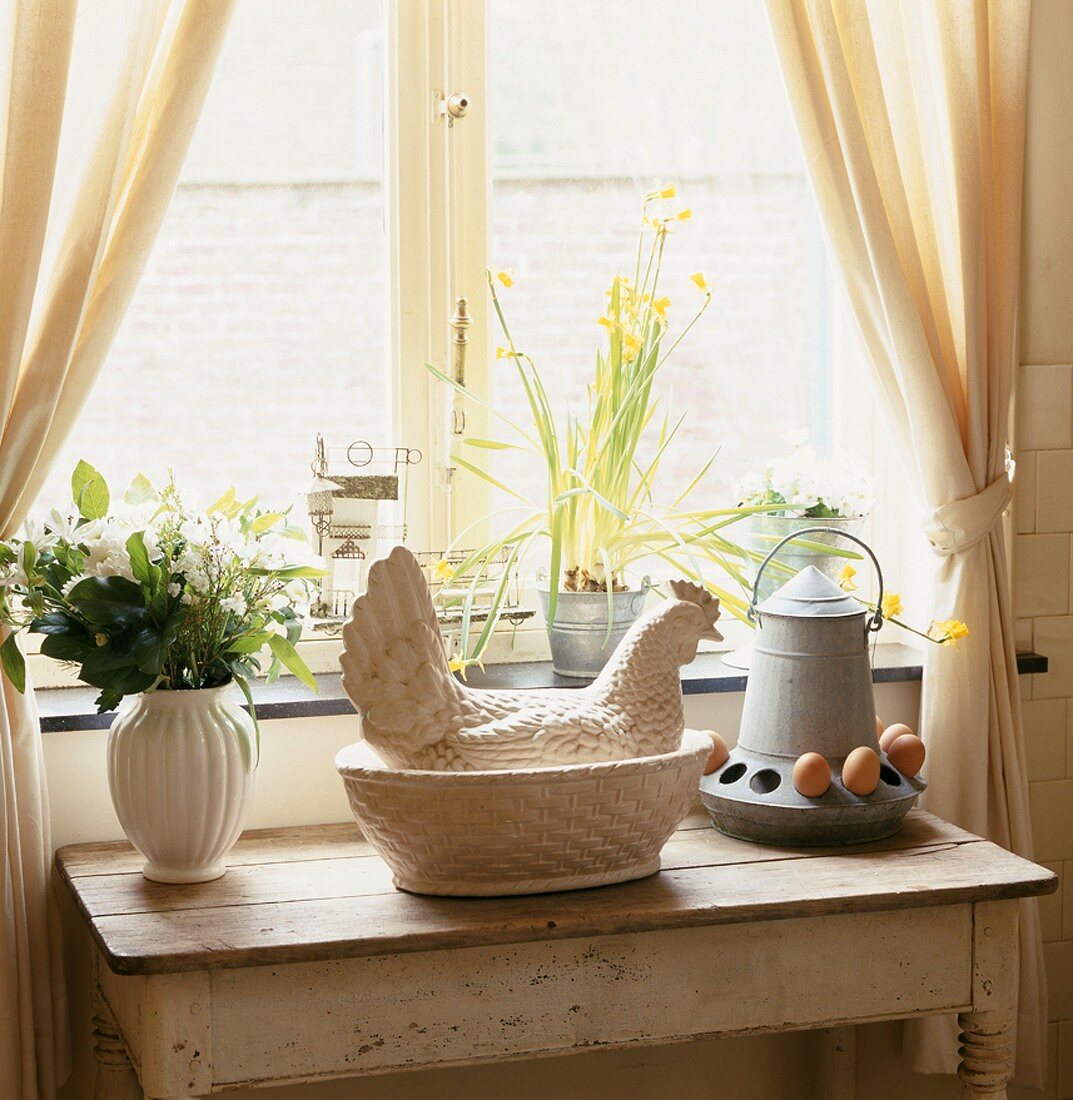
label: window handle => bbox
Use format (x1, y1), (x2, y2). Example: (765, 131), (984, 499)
(439, 92), (471, 125)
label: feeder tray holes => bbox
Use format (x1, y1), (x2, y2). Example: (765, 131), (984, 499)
(749, 769), (782, 795)
(879, 764), (902, 787)
(718, 762), (748, 785)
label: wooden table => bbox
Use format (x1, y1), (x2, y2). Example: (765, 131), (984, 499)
(57, 810), (1056, 1100)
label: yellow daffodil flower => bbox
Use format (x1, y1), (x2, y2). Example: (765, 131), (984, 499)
(433, 558), (455, 581)
(690, 272), (710, 294)
(675, 208), (692, 221)
(495, 346), (521, 359)
(659, 183), (676, 199)
(623, 332), (642, 354)
(932, 619), (970, 647)
(881, 592), (903, 619)
(495, 269), (514, 288)
(597, 316), (614, 330)
(652, 296), (671, 322)
(838, 564), (857, 591)
(448, 655), (468, 680)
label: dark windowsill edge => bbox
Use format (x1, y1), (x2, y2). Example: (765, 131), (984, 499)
(36, 645), (1049, 734)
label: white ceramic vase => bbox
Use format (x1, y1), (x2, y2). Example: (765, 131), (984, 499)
(107, 685), (258, 884)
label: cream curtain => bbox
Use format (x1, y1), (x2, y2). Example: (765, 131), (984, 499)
(765, 0), (1042, 1087)
(0, 2), (234, 1095)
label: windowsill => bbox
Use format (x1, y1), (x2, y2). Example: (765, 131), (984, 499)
(35, 646), (1049, 733)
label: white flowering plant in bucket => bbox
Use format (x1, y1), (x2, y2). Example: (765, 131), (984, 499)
(0, 461), (326, 718)
(734, 444), (874, 519)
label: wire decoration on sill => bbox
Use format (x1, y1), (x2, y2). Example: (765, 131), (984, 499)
(304, 435), (535, 639)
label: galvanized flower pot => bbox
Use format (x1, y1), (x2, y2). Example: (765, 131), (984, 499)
(537, 585), (649, 679)
(702, 528), (924, 846)
(744, 513), (866, 602)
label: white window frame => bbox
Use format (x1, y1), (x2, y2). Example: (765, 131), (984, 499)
(389, 0), (491, 556)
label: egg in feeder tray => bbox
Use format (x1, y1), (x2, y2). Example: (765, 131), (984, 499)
(701, 528), (926, 846)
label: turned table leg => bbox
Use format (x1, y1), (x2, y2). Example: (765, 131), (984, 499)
(92, 982), (143, 1100)
(958, 900), (1019, 1100)
(958, 1009), (1013, 1099)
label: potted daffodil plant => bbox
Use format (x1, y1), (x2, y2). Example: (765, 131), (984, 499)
(429, 187), (778, 677)
(0, 462), (325, 883)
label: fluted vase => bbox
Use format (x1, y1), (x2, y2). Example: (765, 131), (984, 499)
(107, 685), (258, 883)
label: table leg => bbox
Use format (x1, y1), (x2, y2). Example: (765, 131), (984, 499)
(957, 1009), (1013, 1099)
(92, 982), (143, 1100)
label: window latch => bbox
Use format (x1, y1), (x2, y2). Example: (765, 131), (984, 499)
(438, 92), (471, 126)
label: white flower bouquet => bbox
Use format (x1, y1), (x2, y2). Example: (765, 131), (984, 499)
(0, 462), (325, 716)
(735, 446), (873, 519)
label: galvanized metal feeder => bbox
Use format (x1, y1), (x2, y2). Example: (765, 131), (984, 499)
(701, 528), (925, 846)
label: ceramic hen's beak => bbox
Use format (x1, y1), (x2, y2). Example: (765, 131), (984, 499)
(699, 625), (724, 643)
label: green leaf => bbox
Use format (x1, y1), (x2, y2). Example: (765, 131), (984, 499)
(462, 437), (527, 451)
(248, 564), (327, 580)
(1, 632), (26, 692)
(124, 473), (156, 506)
(125, 532), (153, 586)
(267, 634), (318, 693)
(65, 576), (146, 624)
(95, 688), (124, 713)
(225, 632), (271, 655)
(231, 672), (260, 766)
(132, 621), (180, 676)
(207, 487), (236, 515)
(40, 633), (94, 663)
(250, 512), (284, 533)
(30, 611), (83, 636)
(71, 460), (110, 520)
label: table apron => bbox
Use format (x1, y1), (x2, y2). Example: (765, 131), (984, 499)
(99, 903), (978, 1093)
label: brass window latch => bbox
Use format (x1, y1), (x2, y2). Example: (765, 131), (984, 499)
(449, 297), (470, 434)
(438, 92), (470, 126)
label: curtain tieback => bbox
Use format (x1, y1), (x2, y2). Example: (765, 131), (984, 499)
(922, 466), (1015, 557)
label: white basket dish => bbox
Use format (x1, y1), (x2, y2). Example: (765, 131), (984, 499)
(335, 729), (711, 896)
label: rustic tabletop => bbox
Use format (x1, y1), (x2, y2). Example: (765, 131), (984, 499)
(57, 809), (1056, 978)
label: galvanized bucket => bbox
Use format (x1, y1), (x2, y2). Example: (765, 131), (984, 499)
(537, 584), (650, 679)
(743, 513), (865, 603)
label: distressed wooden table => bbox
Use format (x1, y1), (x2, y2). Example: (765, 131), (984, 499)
(57, 810), (1055, 1100)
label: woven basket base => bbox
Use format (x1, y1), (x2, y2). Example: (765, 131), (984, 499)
(393, 857), (661, 897)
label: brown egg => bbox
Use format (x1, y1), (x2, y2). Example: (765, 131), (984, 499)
(842, 746), (881, 796)
(702, 730), (730, 775)
(793, 752), (831, 798)
(879, 722), (914, 754)
(875, 714), (884, 738)
(887, 733), (926, 778)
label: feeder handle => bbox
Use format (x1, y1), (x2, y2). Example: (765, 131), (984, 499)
(748, 525), (885, 633)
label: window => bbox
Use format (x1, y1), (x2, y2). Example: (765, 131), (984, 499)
(35, 0), (920, 664)
(39, 0), (391, 512)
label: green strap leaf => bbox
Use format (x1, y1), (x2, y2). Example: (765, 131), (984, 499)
(1, 632), (26, 693)
(267, 634), (318, 693)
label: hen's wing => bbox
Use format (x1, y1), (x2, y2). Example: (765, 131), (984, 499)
(448, 702), (640, 769)
(340, 546), (464, 768)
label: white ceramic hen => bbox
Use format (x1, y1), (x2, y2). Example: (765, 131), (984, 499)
(339, 546), (723, 771)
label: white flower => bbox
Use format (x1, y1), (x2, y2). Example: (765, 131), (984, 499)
(736, 450), (873, 518)
(219, 595), (247, 618)
(167, 582), (181, 597)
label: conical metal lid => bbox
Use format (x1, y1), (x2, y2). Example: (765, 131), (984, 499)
(757, 565), (863, 618)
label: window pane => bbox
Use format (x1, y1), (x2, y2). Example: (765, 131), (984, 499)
(487, 0), (831, 520)
(38, 0), (389, 509)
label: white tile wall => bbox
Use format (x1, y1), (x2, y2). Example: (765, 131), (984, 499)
(1017, 363), (1073, 1096)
